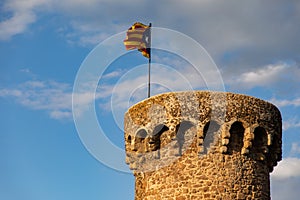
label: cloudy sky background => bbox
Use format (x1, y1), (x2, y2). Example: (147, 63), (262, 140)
(1, 0), (300, 199)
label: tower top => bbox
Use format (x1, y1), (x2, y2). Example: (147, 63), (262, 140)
(124, 91), (282, 199)
(124, 91), (282, 172)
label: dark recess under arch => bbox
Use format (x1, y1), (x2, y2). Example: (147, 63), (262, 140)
(228, 121), (245, 154)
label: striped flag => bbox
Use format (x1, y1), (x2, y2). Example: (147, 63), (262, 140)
(123, 22), (151, 58)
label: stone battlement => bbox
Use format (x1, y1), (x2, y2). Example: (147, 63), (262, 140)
(124, 91), (282, 199)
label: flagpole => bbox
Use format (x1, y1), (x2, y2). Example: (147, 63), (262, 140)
(147, 23), (152, 98)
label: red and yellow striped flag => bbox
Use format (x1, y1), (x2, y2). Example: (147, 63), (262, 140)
(123, 22), (151, 58)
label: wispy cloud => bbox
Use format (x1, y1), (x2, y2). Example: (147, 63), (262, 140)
(269, 96), (300, 131)
(0, 78), (116, 120)
(49, 110), (72, 120)
(0, 80), (72, 120)
(97, 61), (210, 113)
(101, 69), (124, 80)
(238, 64), (286, 87)
(0, 0), (49, 40)
(226, 62), (300, 90)
(282, 118), (300, 131)
(270, 97), (300, 107)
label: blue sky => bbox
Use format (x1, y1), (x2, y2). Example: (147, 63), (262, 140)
(1, 0), (300, 199)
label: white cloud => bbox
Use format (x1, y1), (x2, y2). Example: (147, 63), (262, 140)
(1, 0), (300, 88)
(0, 11), (36, 40)
(271, 157), (300, 199)
(225, 62), (300, 91)
(241, 65), (285, 85)
(1, 0), (300, 63)
(270, 97), (300, 107)
(0, 80), (72, 120)
(227, 63), (287, 89)
(0, 0), (48, 40)
(0, 79), (110, 120)
(0, 80), (95, 121)
(49, 110), (72, 120)
(283, 119), (300, 131)
(271, 157), (300, 179)
(101, 70), (124, 80)
(269, 97), (300, 131)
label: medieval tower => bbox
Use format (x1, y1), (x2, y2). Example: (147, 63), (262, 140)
(124, 91), (282, 200)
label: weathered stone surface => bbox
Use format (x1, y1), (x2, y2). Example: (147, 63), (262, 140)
(124, 91), (282, 200)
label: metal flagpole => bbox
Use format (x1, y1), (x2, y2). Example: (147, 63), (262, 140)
(148, 23), (152, 98)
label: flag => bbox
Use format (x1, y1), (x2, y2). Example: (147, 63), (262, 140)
(123, 22), (151, 58)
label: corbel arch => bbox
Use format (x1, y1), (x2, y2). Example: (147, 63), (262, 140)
(201, 120), (221, 154)
(175, 120), (195, 156)
(132, 128), (148, 153)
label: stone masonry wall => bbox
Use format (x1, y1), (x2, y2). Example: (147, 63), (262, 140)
(124, 91), (282, 200)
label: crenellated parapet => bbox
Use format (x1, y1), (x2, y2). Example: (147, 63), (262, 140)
(124, 91), (282, 199)
(125, 91), (281, 172)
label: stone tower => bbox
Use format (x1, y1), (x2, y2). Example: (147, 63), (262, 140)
(124, 91), (282, 200)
